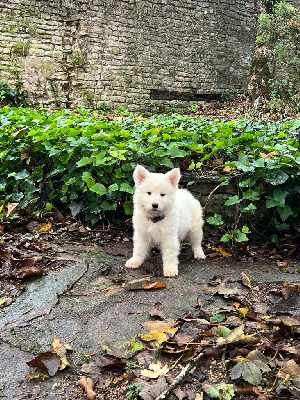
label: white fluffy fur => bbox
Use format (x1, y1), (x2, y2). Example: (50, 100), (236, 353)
(125, 165), (205, 277)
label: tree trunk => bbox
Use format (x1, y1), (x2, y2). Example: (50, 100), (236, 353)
(248, 0), (272, 102)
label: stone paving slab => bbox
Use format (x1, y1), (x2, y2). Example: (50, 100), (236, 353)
(0, 247), (299, 399)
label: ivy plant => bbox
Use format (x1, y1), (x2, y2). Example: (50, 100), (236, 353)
(0, 107), (299, 243)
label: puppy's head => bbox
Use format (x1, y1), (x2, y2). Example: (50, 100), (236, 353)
(133, 165), (181, 215)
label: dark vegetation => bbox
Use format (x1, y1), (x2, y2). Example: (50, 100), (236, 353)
(0, 106), (299, 246)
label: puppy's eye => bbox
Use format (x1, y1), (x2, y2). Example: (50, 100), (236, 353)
(160, 193), (165, 197)
(147, 192), (151, 195)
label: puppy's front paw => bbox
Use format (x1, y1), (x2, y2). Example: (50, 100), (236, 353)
(125, 257), (142, 269)
(163, 266), (178, 277)
(194, 248), (206, 260)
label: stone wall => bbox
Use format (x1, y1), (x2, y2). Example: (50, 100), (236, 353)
(0, 0), (266, 111)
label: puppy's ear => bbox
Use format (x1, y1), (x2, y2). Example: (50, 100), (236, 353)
(166, 168), (181, 187)
(133, 165), (149, 185)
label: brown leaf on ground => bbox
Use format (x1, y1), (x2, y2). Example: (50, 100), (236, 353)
(282, 282), (300, 299)
(208, 274), (230, 286)
(139, 376), (168, 400)
(17, 261), (44, 278)
(124, 278), (167, 291)
(77, 376), (96, 400)
(0, 248), (13, 267)
(26, 352), (61, 377)
(124, 277), (151, 290)
(27, 221), (43, 233)
(150, 302), (167, 319)
(172, 333), (195, 346)
(96, 354), (126, 370)
(203, 284), (245, 297)
(277, 359), (300, 379)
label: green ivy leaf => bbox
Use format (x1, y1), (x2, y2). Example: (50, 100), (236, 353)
(100, 200), (117, 211)
(277, 205), (293, 221)
(242, 225), (251, 233)
(76, 157), (92, 167)
(69, 201), (82, 216)
(236, 231), (249, 242)
(124, 200), (133, 215)
(241, 203), (257, 213)
(108, 183), (119, 192)
(120, 182), (134, 194)
(225, 195), (241, 206)
(14, 169), (30, 180)
(207, 213), (224, 226)
(265, 171), (289, 185)
(243, 189), (260, 201)
(89, 183), (107, 195)
(221, 233), (233, 242)
(82, 171), (95, 189)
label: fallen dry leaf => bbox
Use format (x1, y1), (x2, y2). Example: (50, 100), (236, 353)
(139, 375), (168, 400)
(40, 221), (53, 232)
(140, 319), (179, 347)
(277, 359), (300, 380)
(203, 284), (245, 297)
(150, 302), (167, 319)
(143, 281), (167, 290)
(17, 262), (44, 278)
(141, 361), (169, 378)
(51, 336), (70, 370)
(217, 324), (254, 346)
(26, 352), (61, 377)
(259, 151), (278, 158)
(241, 272), (252, 289)
(6, 202), (19, 217)
(215, 247), (232, 257)
(124, 278), (167, 291)
(173, 332), (195, 346)
(96, 354), (126, 370)
(77, 376), (96, 400)
(124, 277), (151, 290)
(26, 336), (71, 376)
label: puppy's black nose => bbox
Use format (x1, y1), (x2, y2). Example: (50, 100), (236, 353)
(152, 203), (158, 209)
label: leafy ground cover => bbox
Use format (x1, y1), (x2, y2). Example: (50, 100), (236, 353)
(0, 102), (299, 399)
(0, 106), (299, 245)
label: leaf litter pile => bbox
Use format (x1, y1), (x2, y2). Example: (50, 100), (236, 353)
(58, 273), (299, 400)
(0, 216), (300, 399)
(23, 273), (300, 399)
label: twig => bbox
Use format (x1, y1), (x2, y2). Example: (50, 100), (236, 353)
(154, 350), (204, 400)
(203, 182), (224, 210)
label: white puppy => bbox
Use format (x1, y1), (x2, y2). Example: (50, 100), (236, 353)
(125, 165), (205, 277)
